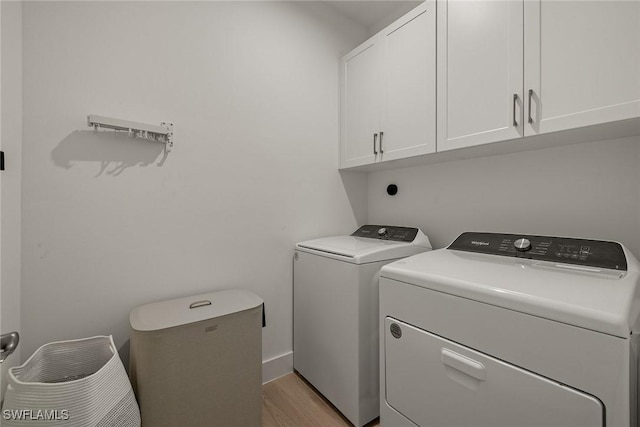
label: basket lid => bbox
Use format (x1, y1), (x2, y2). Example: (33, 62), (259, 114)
(130, 289), (263, 332)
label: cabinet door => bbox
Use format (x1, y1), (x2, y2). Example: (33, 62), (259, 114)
(525, 0), (640, 136)
(379, 1), (436, 162)
(340, 38), (380, 168)
(437, 0), (523, 152)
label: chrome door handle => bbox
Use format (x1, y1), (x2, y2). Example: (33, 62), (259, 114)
(513, 94), (519, 127)
(373, 133), (378, 155)
(0, 331), (19, 363)
(528, 89), (534, 124)
(379, 131), (384, 154)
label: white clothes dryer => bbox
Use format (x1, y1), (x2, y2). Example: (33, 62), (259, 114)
(294, 225), (431, 427)
(379, 232), (640, 427)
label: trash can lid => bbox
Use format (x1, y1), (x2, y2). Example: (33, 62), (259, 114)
(130, 289), (263, 332)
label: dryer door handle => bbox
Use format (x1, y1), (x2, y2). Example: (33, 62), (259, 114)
(441, 348), (486, 381)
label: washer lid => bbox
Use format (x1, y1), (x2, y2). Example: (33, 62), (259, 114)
(130, 289), (263, 332)
(381, 246), (640, 338)
(297, 235), (431, 264)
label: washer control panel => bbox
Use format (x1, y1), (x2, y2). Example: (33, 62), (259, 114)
(449, 232), (627, 271)
(351, 225), (419, 242)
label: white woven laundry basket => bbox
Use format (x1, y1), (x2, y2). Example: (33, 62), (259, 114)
(2, 335), (140, 427)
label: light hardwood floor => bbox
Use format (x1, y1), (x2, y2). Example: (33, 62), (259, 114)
(262, 373), (380, 427)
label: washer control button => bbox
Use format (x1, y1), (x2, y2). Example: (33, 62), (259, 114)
(514, 238), (532, 252)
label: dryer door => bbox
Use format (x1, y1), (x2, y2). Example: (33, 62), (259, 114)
(384, 317), (604, 427)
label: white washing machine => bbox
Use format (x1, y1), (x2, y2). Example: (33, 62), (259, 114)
(379, 232), (640, 427)
(294, 225), (431, 426)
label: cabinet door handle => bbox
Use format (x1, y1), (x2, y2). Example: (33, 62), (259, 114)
(379, 131), (384, 154)
(528, 89), (534, 124)
(512, 93), (519, 127)
(373, 133), (378, 155)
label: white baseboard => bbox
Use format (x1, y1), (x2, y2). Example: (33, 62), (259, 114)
(262, 351), (293, 384)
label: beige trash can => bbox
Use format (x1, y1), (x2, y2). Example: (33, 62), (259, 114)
(129, 289), (263, 427)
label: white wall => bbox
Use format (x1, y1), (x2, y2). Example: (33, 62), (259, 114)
(368, 136), (640, 257)
(21, 1), (368, 369)
(1, 0), (22, 401)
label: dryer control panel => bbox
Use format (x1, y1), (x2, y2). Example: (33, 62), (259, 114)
(351, 225), (419, 242)
(449, 232), (627, 271)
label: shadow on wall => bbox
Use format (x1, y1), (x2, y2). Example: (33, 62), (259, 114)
(339, 170), (368, 225)
(51, 130), (167, 176)
(118, 339), (130, 373)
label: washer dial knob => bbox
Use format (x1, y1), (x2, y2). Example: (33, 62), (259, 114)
(514, 238), (532, 252)
(378, 227), (388, 238)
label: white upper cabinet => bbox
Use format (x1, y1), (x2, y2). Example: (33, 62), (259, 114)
(379, 3), (436, 162)
(524, 0), (640, 136)
(340, 1), (436, 169)
(437, 0), (640, 153)
(437, 0), (524, 152)
(342, 39), (380, 168)
(342, 0), (640, 170)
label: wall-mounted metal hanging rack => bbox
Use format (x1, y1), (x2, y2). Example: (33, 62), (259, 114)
(87, 114), (174, 152)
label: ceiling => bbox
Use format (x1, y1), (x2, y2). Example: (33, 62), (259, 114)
(324, 1), (423, 33)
